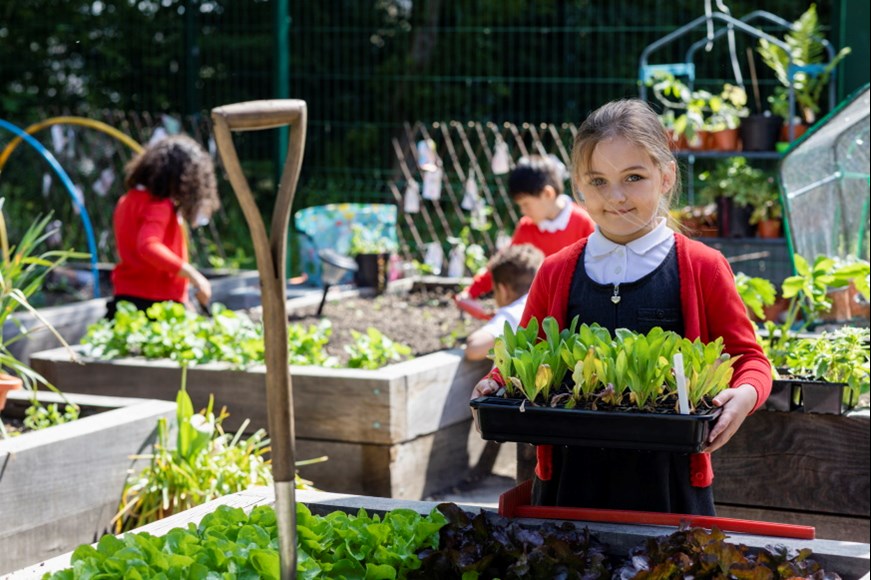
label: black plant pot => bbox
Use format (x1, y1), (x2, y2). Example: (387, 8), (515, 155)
(740, 114), (782, 152)
(353, 252), (390, 293)
(716, 197), (756, 238)
(470, 396), (721, 453)
(799, 380), (852, 415)
(763, 379), (801, 412)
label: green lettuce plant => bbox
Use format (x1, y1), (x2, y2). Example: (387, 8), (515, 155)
(48, 502), (447, 580)
(493, 318), (736, 412)
(84, 300), (337, 368)
(344, 327), (412, 369)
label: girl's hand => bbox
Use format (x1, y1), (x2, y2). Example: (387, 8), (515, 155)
(181, 263), (212, 307)
(471, 378), (501, 400)
(706, 384), (758, 453)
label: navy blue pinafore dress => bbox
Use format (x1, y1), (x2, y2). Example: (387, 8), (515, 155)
(530, 246), (715, 515)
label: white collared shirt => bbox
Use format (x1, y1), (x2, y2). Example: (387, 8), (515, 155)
(537, 194), (574, 233)
(583, 218), (675, 285)
(480, 294), (528, 337)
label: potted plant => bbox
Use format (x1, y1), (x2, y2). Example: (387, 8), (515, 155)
(348, 223), (397, 293)
(749, 254), (871, 412)
(697, 156), (772, 238)
(704, 83), (750, 151)
(470, 318), (736, 452)
(757, 3), (852, 139)
(1, 198), (89, 416)
(671, 203), (718, 238)
(744, 174), (783, 239)
(780, 326), (869, 414)
(648, 72), (710, 150)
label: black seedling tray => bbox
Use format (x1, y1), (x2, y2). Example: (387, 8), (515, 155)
(470, 397), (721, 453)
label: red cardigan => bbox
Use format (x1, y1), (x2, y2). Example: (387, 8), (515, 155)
(111, 188), (188, 302)
(466, 204), (595, 298)
(507, 233), (772, 485)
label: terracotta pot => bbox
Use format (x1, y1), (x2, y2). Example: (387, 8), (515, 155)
(708, 128), (741, 152)
(686, 130), (710, 151)
(756, 219), (782, 239)
(848, 281), (870, 321)
(0, 373), (23, 412)
(820, 287), (852, 322)
(780, 122), (809, 143)
(669, 131), (688, 151)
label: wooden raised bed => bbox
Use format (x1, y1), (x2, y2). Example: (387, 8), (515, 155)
(29, 345), (493, 500)
(712, 409), (870, 543)
(13, 486), (870, 579)
(0, 390), (176, 574)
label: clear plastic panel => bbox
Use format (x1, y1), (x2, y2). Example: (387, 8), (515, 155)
(780, 86), (870, 262)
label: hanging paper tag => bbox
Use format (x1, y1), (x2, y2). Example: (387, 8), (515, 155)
(161, 114), (182, 135)
(403, 180), (420, 213)
(50, 125), (66, 154)
(92, 167), (116, 198)
(148, 127), (168, 146)
(491, 140), (511, 175)
(71, 184), (84, 215)
(447, 246), (465, 278)
(424, 242), (444, 275)
(417, 139), (438, 171)
(461, 173), (479, 210)
(42, 173), (53, 197)
(422, 167), (443, 201)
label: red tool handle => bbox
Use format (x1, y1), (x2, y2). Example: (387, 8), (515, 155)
(512, 505), (815, 540)
(500, 480), (814, 540)
(454, 296), (493, 321)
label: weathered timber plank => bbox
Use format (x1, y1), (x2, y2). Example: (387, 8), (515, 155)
(0, 392), (176, 574)
(30, 346), (486, 445)
(294, 419), (493, 499)
(712, 410), (869, 517)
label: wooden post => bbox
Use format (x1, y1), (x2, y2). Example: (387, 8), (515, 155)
(210, 100), (306, 580)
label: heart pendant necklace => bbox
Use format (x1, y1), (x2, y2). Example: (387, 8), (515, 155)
(611, 284), (621, 305)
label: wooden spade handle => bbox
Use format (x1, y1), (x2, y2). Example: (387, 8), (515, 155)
(212, 100), (308, 580)
(211, 99), (306, 132)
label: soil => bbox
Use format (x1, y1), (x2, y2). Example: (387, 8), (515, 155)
(284, 286), (493, 366)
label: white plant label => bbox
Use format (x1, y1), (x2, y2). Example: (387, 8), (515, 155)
(491, 140), (511, 175)
(461, 173), (479, 210)
(422, 167), (443, 201)
(403, 180), (420, 213)
(424, 242), (444, 275)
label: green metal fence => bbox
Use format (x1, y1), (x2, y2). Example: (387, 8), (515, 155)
(1, 0), (860, 267)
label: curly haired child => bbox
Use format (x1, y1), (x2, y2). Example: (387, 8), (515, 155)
(108, 134), (220, 318)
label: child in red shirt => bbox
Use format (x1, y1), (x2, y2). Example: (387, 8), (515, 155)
(458, 155), (594, 307)
(108, 134), (220, 318)
(472, 99), (771, 515)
